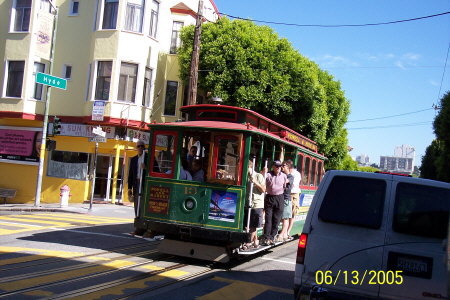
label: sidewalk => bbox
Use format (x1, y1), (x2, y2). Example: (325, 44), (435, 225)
(0, 202), (136, 218)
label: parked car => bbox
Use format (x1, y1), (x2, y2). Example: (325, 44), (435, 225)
(294, 170), (449, 299)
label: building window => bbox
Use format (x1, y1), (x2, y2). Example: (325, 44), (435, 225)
(142, 67), (152, 106)
(13, 0), (32, 32)
(102, 0), (118, 29)
(125, 0), (144, 33)
(47, 150), (90, 180)
(32, 62), (45, 100)
(163, 81), (178, 116)
(40, 0), (52, 13)
(149, 0), (159, 38)
(63, 65), (72, 79)
(70, 0), (79, 15)
(118, 62), (138, 103)
(95, 61), (112, 100)
(6, 61), (25, 97)
(170, 21), (183, 54)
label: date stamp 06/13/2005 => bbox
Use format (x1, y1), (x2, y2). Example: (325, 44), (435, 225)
(315, 270), (404, 286)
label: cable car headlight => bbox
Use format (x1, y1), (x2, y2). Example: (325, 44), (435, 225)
(184, 197), (197, 211)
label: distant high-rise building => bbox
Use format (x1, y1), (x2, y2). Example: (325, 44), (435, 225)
(356, 154), (370, 166)
(379, 144), (415, 174)
(394, 145), (415, 158)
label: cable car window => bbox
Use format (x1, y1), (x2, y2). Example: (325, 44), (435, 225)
(151, 132), (177, 178)
(311, 159), (317, 187)
(297, 154), (304, 174)
(317, 161), (323, 186)
(212, 135), (240, 185)
(303, 156), (310, 185)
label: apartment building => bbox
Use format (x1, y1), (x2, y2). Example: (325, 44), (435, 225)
(0, 0), (219, 204)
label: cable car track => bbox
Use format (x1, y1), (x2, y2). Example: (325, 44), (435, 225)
(0, 241), (153, 272)
(0, 252), (177, 299)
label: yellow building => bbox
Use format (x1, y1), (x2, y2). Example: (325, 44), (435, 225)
(0, 0), (218, 204)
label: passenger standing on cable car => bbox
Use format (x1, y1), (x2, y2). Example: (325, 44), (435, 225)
(262, 160), (288, 246)
(242, 160), (266, 250)
(128, 140), (147, 218)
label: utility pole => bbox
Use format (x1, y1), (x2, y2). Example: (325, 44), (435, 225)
(187, 0), (203, 106)
(35, 1), (58, 206)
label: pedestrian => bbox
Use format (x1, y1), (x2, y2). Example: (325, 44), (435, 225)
(128, 140), (147, 218)
(180, 153), (192, 180)
(187, 145), (198, 169)
(242, 160), (266, 250)
(287, 159), (301, 238)
(191, 159), (205, 182)
(261, 160), (288, 246)
(278, 161), (294, 242)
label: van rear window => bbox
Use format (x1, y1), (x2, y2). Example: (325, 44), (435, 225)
(393, 183), (449, 239)
(318, 176), (386, 229)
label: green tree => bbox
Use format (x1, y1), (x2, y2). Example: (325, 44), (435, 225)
(339, 154), (358, 171)
(420, 140), (441, 180)
(421, 91), (450, 182)
(178, 18), (351, 169)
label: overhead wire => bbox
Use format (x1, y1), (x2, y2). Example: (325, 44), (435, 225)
(347, 108), (434, 122)
(347, 121), (432, 130)
(436, 41), (450, 103)
(219, 11), (450, 28)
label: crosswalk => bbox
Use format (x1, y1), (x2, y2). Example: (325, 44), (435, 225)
(0, 213), (133, 236)
(0, 246), (292, 299)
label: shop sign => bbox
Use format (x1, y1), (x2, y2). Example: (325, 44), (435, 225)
(126, 129), (150, 144)
(0, 127), (41, 164)
(48, 123), (115, 138)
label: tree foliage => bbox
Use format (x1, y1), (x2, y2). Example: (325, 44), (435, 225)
(420, 91), (450, 182)
(178, 18), (351, 169)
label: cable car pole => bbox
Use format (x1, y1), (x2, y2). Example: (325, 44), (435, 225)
(187, 0), (203, 106)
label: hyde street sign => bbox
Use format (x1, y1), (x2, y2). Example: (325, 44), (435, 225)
(36, 72), (67, 90)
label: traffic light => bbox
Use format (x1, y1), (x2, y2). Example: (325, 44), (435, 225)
(53, 116), (61, 135)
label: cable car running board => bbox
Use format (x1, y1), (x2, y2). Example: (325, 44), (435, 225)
(157, 239), (231, 263)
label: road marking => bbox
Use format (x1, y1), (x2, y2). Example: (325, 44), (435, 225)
(68, 267), (190, 300)
(0, 260), (135, 291)
(198, 277), (293, 299)
(260, 257), (296, 265)
(0, 221), (45, 227)
(0, 214), (133, 236)
(0, 247), (85, 267)
(37, 213), (133, 223)
(0, 216), (73, 226)
(5, 214), (118, 225)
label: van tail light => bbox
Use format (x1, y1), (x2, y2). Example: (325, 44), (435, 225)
(296, 233), (308, 264)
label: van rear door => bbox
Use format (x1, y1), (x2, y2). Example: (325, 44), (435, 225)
(380, 179), (449, 299)
(303, 173), (390, 298)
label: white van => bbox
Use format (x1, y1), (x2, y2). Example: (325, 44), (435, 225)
(294, 170), (449, 299)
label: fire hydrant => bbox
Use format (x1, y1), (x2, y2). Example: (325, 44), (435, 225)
(60, 185), (71, 208)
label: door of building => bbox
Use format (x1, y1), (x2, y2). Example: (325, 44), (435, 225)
(93, 155), (124, 201)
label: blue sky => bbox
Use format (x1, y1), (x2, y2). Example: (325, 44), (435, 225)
(212, 0), (450, 166)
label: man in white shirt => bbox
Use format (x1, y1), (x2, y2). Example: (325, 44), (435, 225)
(288, 159), (301, 237)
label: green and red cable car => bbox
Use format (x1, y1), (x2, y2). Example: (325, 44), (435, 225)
(134, 104), (326, 262)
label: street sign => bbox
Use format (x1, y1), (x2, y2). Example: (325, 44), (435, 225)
(92, 101), (106, 121)
(89, 136), (107, 143)
(36, 72), (67, 90)
(92, 126), (106, 137)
